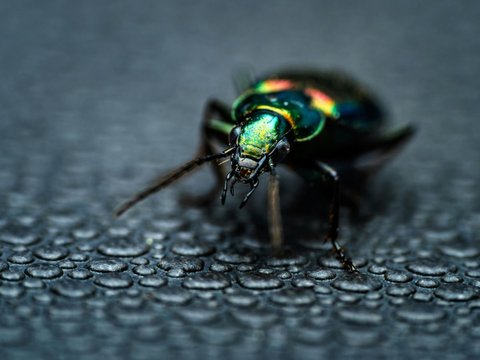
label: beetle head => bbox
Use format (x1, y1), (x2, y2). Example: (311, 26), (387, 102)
(221, 110), (291, 207)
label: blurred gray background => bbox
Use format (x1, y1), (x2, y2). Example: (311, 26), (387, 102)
(1, 1), (480, 359)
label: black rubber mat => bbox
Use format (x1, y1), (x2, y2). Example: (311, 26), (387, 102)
(1, 1), (479, 359)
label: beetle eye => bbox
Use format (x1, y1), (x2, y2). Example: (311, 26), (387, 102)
(270, 138), (290, 164)
(229, 126), (242, 145)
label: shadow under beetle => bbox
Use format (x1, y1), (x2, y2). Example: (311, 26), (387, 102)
(114, 69), (415, 272)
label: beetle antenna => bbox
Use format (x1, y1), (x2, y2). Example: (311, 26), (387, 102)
(113, 148), (233, 218)
(239, 179), (259, 208)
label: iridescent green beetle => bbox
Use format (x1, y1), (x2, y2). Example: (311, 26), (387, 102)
(114, 69), (415, 271)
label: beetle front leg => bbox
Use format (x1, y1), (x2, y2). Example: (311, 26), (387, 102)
(317, 162), (358, 272)
(267, 168), (284, 256)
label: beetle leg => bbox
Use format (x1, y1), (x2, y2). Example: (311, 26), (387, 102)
(316, 162), (358, 273)
(267, 168), (284, 256)
(180, 99), (236, 207)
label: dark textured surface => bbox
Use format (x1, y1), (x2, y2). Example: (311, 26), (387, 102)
(1, 1), (480, 359)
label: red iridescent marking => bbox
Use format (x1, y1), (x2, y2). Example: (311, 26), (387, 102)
(255, 79), (295, 93)
(305, 88), (339, 118)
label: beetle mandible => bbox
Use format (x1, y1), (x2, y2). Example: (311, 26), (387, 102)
(114, 69), (415, 272)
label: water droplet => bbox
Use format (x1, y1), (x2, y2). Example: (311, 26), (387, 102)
(336, 307), (383, 325)
(72, 228), (97, 240)
(225, 291), (258, 307)
(269, 289), (315, 306)
(318, 256), (367, 269)
(265, 253), (307, 267)
(412, 291), (433, 302)
(386, 284), (416, 297)
(406, 259), (456, 276)
(0, 284), (24, 299)
(183, 273), (231, 290)
(367, 264), (387, 275)
(153, 288), (192, 305)
(22, 278), (44, 289)
(131, 257), (149, 265)
(70, 253), (89, 262)
(98, 239), (149, 257)
(277, 271), (292, 279)
(68, 269), (93, 280)
(138, 275), (167, 288)
(52, 280), (96, 299)
(231, 308), (279, 328)
(94, 274), (133, 289)
(171, 240), (215, 256)
(210, 262), (232, 272)
(176, 305), (220, 324)
(384, 270), (413, 283)
(314, 285), (332, 295)
(25, 264), (63, 279)
(416, 278), (439, 288)
(132, 265), (156, 276)
(54, 261), (74, 271)
(442, 274), (463, 283)
(1, 270), (25, 281)
(466, 269), (480, 278)
(332, 274), (381, 293)
(0, 229), (39, 245)
(395, 304), (446, 323)
(214, 251), (256, 264)
(434, 284), (478, 302)
(88, 259), (128, 272)
(307, 269), (336, 281)
(291, 278), (315, 288)
(236, 264), (255, 272)
(440, 244), (478, 258)
(340, 328), (382, 347)
(166, 268), (186, 278)
(238, 273), (284, 290)
(158, 257), (204, 273)
(34, 246), (69, 261)
(8, 252), (34, 264)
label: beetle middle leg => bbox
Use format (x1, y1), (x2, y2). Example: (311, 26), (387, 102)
(317, 162), (357, 272)
(267, 168), (284, 256)
(294, 162), (358, 272)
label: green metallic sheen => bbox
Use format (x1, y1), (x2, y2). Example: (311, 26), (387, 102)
(237, 111), (290, 159)
(233, 91), (326, 142)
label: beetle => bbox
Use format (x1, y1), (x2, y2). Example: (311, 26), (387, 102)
(114, 69), (415, 272)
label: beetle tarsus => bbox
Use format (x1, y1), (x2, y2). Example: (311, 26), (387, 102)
(239, 179), (259, 208)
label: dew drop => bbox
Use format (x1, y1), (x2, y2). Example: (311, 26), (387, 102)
(25, 264), (63, 279)
(182, 273), (231, 290)
(171, 241), (215, 256)
(88, 259), (128, 273)
(138, 275), (167, 288)
(98, 239), (149, 257)
(52, 280), (96, 299)
(269, 289), (316, 306)
(94, 274), (133, 289)
(237, 273), (284, 290)
(8, 252), (34, 264)
(434, 284), (478, 302)
(332, 273), (381, 293)
(34, 246), (69, 261)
